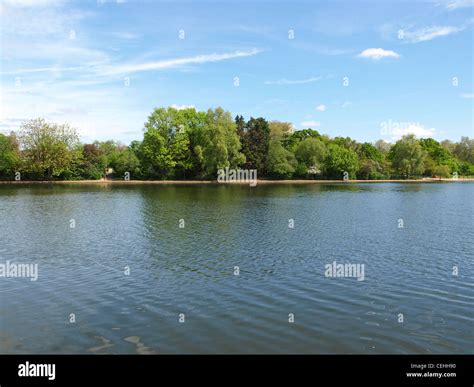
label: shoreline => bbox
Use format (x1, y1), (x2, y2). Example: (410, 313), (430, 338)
(0, 178), (473, 185)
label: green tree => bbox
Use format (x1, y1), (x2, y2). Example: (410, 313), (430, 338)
(420, 138), (459, 176)
(269, 121), (293, 141)
(357, 159), (386, 180)
(240, 117), (270, 174)
(432, 164), (451, 178)
(440, 139), (455, 154)
(356, 142), (387, 179)
(0, 133), (21, 179)
(196, 107), (245, 177)
(333, 136), (359, 152)
(235, 115), (245, 135)
(266, 139), (297, 178)
(76, 143), (107, 179)
(18, 118), (79, 179)
(358, 142), (384, 163)
(459, 162), (474, 176)
(453, 136), (474, 164)
(294, 138), (327, 176)
(283, 128), (320, 152)
(375, 139), (391, 154)
(325, 143), (359, 179)
(389, 135), (426, 178)
(139, 107), (202, 178)
(109, 147), (141, 178)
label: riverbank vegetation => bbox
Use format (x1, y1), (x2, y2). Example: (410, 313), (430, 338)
(1, 106), (473, 181)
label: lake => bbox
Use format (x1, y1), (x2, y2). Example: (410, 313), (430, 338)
(0, 183), (472, 354)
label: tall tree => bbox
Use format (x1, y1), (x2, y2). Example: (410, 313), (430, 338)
(283, 129), (320, 152)
(453, 136), (474, 164)
(235, 115), (245, 136)
(78, 143), (107, 179)
(375, 139), (391, 154)
(389, 135), (426, 178)
(333, 136), (359, 152)
(325, 143), (359, 179)
(139, 107), (202, 178)
(266, 139), (297, 178)
(195, 107), (245, 177)
(18, 118), (79, 179)
(356, 142), (387, 179)
(240, 117), (270, 174)
(420, 138), (459, 176)
(358, 142), (384, 163)
(0, 133), (21, 179)
(294, 138), (328, 176)
(109, 147), (141, 178)
(269, 121), (293, 141)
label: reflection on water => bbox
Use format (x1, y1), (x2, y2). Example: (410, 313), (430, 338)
(0, 183), (473, 353)
(124, 336), (156, 355)
(88, 336), (114, 354)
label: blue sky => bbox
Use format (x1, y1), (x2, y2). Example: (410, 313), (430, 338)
(1, 0), (473, 144)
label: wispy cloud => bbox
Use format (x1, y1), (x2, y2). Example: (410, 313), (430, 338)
(288, 41), (355, 56)
(101, 48), (262, 75)
(301, 120), (321, 128)
(443, 0), (474, 10)
(0, 66), (82, 75)
(316, 104), (327, 112)
(341, 101), (352, 108)
(402, 26), (463, 43)
(2, 48), (260, 77)
(461, 93), (474, 98)
(265, 76), (322, 85)
(106, 31), (142, 40)
(1, 0), (60, 7)
(358, 48), (400, 60)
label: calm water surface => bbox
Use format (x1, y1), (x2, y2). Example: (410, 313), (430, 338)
(0, 183), (473, 353)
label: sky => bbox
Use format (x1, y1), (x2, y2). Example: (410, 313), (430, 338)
(0, 0), (473, 144)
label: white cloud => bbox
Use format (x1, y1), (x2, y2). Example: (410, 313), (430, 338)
(1, 4), (92, 38)
(405, 124), (436, 138)
(0, 66), (80, 75)
(381, 122), (437, 140)
(102, 49), (262, 76)
(1, 0), (59, 7)
(107, 31), (142, 40)
(358, 48), (400, 60)
(444, 0), (474, 10)
(403, 26), (463, 43)
(170, 104), (196, 110)
(461, 93), (474, 98)
(0, 81), (148, 142)
(300, 121), (321, 128)
(264, 76), (322, 85)
(316, 104), (327, 112)
(341, 101), (352, 108)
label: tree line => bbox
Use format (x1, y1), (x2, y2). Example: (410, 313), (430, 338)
(1, 106), (473, 181)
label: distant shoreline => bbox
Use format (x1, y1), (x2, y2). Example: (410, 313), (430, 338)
(1, 178), (473, 185)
